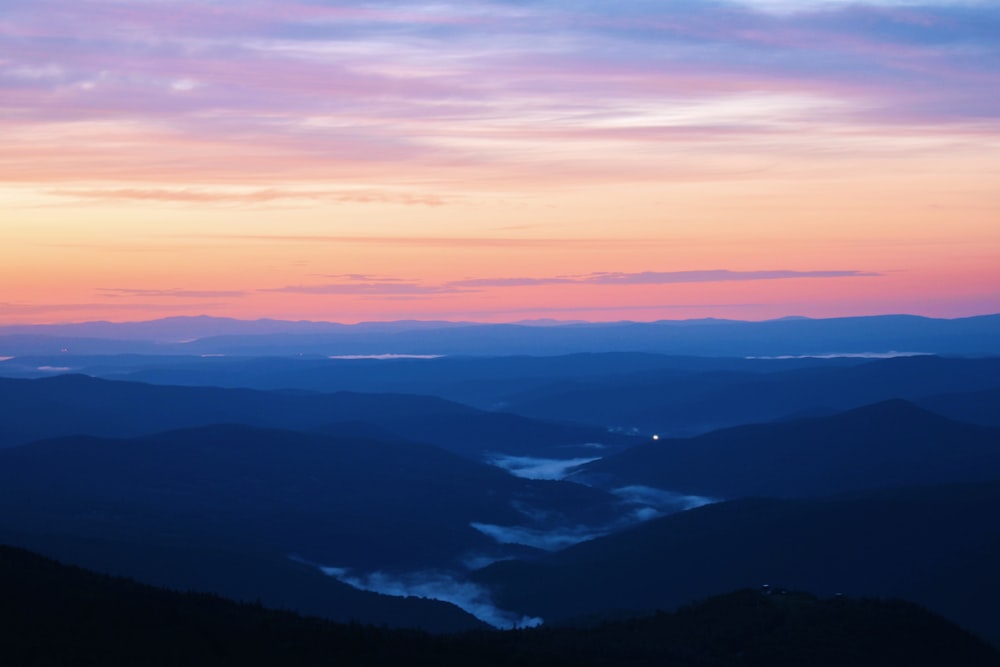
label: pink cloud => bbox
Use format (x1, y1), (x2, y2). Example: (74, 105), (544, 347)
(1, 0), (996, 192)
(260, 268), (879, 300)
(48, 188), (445, 206)
(96, 288), (248, 299)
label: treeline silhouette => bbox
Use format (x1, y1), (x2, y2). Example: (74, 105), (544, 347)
(3, 545), (997, 667)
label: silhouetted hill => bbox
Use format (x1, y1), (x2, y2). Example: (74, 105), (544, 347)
(0, 543), (491, 665)
(504, 355), (1000, 435)
(0, 351), (862, 408)
(473, 480), (1000, 646)
(0, 424), (619, 572)
(916, 386), (1000, 427)
(0, 374), (629, 458)
(4, 544), (997, 666)
(518, 589), (1000, 667)
(0, 374), (473, 444)
(0, 530), (482, 633)
(572, 400), (1000, 498)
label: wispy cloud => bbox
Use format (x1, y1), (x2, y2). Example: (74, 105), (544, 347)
(450, 269), (879, 288)
(260, 280), (469, 296)
(0, 301), (223, 315)
(261, 268), (876, 300)
(3, 0), (997, 190)
(261, 268), (877, 300)
(48, 188), (446, 206)
(211, 235), (646, 249)
(96, 288), (248, 299)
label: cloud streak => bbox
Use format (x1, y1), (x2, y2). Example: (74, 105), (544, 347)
(451, 270), (879, 288)
(259, 269), (876, 300)
(97, 288), (248, 299)
(2, 0), (998, 190)
(48, 188), (446, 206)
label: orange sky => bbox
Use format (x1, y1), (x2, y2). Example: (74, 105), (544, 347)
(2, 1), (998, 324)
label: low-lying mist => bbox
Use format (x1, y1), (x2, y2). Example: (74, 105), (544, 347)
(313, 563), (542, 629)
(487, 454), (603, 480)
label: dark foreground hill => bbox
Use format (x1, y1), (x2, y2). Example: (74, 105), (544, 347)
(473, 480), (1000, 646)
(573, 399), (1000, 498)
(3, 545), (997, 667)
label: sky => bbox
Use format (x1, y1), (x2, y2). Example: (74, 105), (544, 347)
(2, 0), (998, 324)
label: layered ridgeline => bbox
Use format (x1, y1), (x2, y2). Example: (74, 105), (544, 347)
(570, 400), (1000, 498)
(2, 321), (998, 646)
(500, 355), (1000, 435)
(4, 355), (998, 437)
(1, 314), (998, 356)
(3, 544), (997, 667)
(484, 399), (1000, 645)
(0, 374), (635, 460)
(472, 480), (1000, 647)
(0, 423), (632, 629)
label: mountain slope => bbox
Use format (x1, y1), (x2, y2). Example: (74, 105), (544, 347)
(473, 480), (1000, 646)
(0, 424), (620, 572)
(572, 400), (1000, 498)
(916, 386), (1000, 427)
(503, 355), (1000, 435)
(0, 531), (482, 633)
(0, 374), (627, 458)
(4, 544), (997, 666)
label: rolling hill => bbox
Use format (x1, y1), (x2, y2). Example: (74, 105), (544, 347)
(4, 544), (997, 666)
(571, 400), (1000, 499)
(473, 480), (1000, 646)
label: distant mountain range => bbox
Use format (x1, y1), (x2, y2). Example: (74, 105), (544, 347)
(1, 313), (998, 356)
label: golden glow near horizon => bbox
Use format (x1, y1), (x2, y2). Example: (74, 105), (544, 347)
(2, 1), (998, 324)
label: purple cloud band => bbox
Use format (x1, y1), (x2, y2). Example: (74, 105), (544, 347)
(96, 288), (248, 299)
(265, 269), (879, 297)
(2, 0), (997, 188)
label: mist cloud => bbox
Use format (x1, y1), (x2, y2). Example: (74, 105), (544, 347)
(470, 522), (613, 551)
(317, 566), (543, 629)
(487, 454), (603, 480)
(612, 486), (718, 513)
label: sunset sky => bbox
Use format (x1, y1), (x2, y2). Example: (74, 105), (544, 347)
(2, 0), (998, 324)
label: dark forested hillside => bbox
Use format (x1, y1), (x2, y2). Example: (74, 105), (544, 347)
(0, 424), (620, 573)
(473, 480), (1000, 646)
(501, 355), (1000, 435)
(573, 399), (1000, 498)
(0, 374), (632, 459)
(3, 545), (997, 667)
